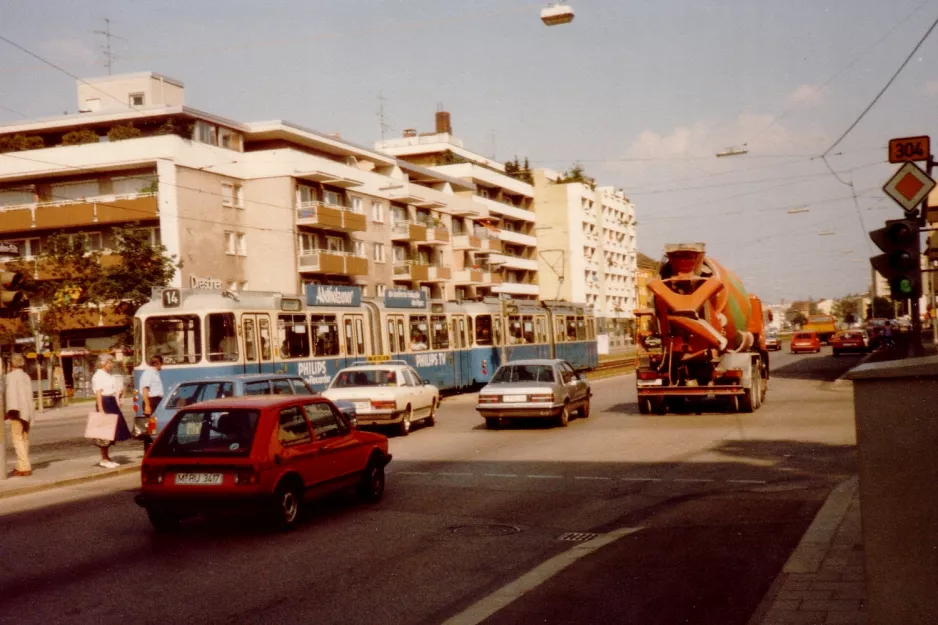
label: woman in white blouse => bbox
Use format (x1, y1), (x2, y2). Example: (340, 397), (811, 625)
(92, 354), (133, 468)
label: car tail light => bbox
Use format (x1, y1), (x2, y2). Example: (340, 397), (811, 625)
(637, 370), (658, 381)
(529, 393), (554, 403)
(141, 466), (164, 485)
(478, 395), (500, 404)
(235, 469), (259, 486)
(371, 400), (396, 410)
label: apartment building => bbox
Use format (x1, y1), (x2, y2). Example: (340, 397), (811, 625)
(375, 112), (538, 300)
(0, 72), (487, 351)
(532, 169), (638, 339)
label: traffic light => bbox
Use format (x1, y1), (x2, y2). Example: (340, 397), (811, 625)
(870, 219), (921, 300)
(0, 271), (25, 316)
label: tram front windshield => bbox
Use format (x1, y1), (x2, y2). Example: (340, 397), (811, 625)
(145, 315), (202, 364)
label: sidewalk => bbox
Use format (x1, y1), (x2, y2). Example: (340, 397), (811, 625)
(749, 477), (868, 624)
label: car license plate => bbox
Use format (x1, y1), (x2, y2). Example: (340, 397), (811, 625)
(354, 402), (370, 412)
(502, 394), (526, 403)
(175, 472), (222, 485)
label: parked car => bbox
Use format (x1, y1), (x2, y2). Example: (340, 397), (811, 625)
(135, 395), (391, 531)
(142, 374), (356, 437)
(320, 361), (439, 436)
(476, 359), (591, 429)
(831, 331), (868, 356)
(764, 330), (781, 351)
(790, 331), (821, 354)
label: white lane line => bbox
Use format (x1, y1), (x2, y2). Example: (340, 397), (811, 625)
(574, 476), (612, 481)
(727, 479), (767, 484)
(441, 526), (643, 625)
(439, 472), (474, 477)
(484, 473), (518, 478)
(527, 475), (563, 479)
(396, 471), (431, 475)
(621, 477), (662, 482)
(674, 478), (715, 483)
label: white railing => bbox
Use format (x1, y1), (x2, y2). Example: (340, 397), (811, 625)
(298, 199), (359, 213)
(0, 191), (157, 213)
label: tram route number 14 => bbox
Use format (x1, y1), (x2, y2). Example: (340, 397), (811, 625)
(162, 288), (181, 308)
(889, 136), (930, 164)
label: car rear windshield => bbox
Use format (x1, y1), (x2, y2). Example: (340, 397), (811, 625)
(491, 364), (556, 384)
(793, 333), (813, 339)
(331, 369), (396, 387)
(164, 381), (234, 410)
(150, 409), (260, 457)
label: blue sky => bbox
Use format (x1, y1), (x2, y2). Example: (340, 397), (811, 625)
(2, 0), (937, 303)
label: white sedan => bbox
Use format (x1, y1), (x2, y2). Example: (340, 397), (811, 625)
(321, 363), (439, 436)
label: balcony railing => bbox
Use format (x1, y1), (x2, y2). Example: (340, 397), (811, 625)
(297, 249), (368, 276)
(453, 268), (483, 284)
(392, 260), (430, 281)
(418, 226), (450, 246)
(390, 221), (427, 242)
(0, 191), (159, 234)
(296, 201), (367, 233)
(422, 265), (451, 282)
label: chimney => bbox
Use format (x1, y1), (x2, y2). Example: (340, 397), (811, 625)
(403, 128), (417, 138)
(435, 110), (452, 134)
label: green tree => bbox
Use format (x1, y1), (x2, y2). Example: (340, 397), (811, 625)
(155, 118), (194, 139)
(790, 312), (807, 328)
(0, 134), (45, 153)
(61, 128), (100, 146)
(869, 296), (894, 319)
(107, 123), (142, 142)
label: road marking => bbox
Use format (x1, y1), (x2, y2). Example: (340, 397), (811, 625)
(527, 475), (563, 479)
(574, 476), (612, 481)
(727, 479), (767, 484)
(396, 471), (431, 475)
(484, 473), (518, 478)
(621, 477), (662, 482)
(674, 478), (715, 483)
(394, 473), (771, 486)
(439, 472), (474, 476)
(441, 526), (643, 625)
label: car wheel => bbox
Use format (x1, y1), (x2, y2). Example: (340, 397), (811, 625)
(485, 417), (500, 430)
(271, 479), (302, 531)
(357, 456), (386, 503)
(398, 406), (412, 436)
(557, 403), (570, 427)
(426, 399), (437, 426)
(147, 508), (182, 533)
(580, 397), (591, 418)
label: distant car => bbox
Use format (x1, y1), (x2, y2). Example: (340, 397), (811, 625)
(764, 331), (781, 351)
(320, 361), (439, 436)
(135, 395), (391, 531)
(831, 331), (867, 356)
(143, 374), (357, 437)
(476, 359), (591, 429)
(790, 331), (821, 354)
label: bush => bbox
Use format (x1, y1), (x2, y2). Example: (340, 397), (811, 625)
(0, 134), (45, 153)
(107, 123), (142, 142)
(61, 129), (100, 146)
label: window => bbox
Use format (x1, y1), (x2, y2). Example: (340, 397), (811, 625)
(559, 362), (576, 384)
(225, 231), (247, 256)
(225, 231), (235, 255)
(298, 185), (317, 204)
(355, 317), (365, 355)
(387, 319), (398, 354)
(323, 190), (343, 207)
(536, 318), (547, 343)
(218, 128), (243, 151)
(372, 201), (385, 222)
(576, 316), (586, 341)
(244, 318), (257, 362)
(51, 180), (100, 201)
(259, 317), (271, 359)
(5, 237), (41, 258)
(567, 317), (578, 341)
(150, 410), (259, 458)
(332, 369), (397, 388)
(298, 232), (318, 254)
(278, 406), (312, 445)
(492, 365), (556, 384)
(272, 379), (293, 395)
(304, 402), (349, 439)
(221, 182), (243, 208)
(475, 314), (493, 345)
(403, 370), (421, 387)
(113, 175), (157, 196)
(351, 196), (363, 213)
(431, 315), (449, 350)
(311, 314), (340, 356)
(493, 315), (502, 346)
(0, 188), (35, 207)
(195, 121), (218, 145)
(129, 92), (145, 107)
(290, 379), (314, 395)
(145, 315), (202, 364)
(326, 236), (344, 253)
(206, 313), (238, 362)
(556, 318), (566, 343)
(376, 284), (386, 297)
(244, 381), (270, 395)
(344, 318), (355, 355)
(278, 314), (309, 359)
(409, 315), (429, 351)
(374, 243), (386, 263)
(353, 240), (365, 258)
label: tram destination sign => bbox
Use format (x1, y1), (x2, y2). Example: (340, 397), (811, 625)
(384, 289), (428, 309)
(306, 284), (361, 307)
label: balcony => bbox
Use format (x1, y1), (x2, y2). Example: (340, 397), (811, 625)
(482, 270), (503, 285)
(421, 266), (452, 282)
(297, 250), (368, 276)
(393, 261), (430, 281)
(0, 192), (159, 235)
(453, 234), (481, 250)
(296, 201), (367, 233)
(498, 228), (537, 247)
(476, 196), (536, 223)
(492, 282), (539, 296)
(453, 268), (483, 284)
(390, 221), (427, 242)
(417, 226), (450, 246)
(489, 253), (539, 271)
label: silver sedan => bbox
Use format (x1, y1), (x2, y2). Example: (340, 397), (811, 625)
(476, 359), (591, 429)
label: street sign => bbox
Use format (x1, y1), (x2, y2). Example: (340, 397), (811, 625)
(883, 161), (936, 212)
(888, 135), (930, 163)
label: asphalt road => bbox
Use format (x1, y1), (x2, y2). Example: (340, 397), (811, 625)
(0, 347), (861, 625)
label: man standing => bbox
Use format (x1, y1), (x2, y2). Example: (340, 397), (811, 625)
(5, 354), (34, 477)
(139, 355), (164, 450)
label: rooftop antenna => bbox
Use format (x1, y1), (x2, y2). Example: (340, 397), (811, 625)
(377, 91), (392, 141)
(92, 18), (125, 75)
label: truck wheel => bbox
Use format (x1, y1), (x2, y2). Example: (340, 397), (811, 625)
(752, 375), (762, 410)
(638, 399), (651, 415)
(739, 384), (756, 413)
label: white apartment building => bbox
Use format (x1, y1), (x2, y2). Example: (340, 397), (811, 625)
(0, 73), (488, 343)
(532, 169), (638, 333)
(375, 112), (539, 300)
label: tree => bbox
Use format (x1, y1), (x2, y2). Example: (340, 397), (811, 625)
(0, 134), (45, 153)
(155, 118), (194, 139)
(831, 296), (862, 323)
(107, 123), (142, 142)
(790, 312), (807, 328)
(61, 128), (100, 146)
(868, 296), (894, 319)
(557, 162), (594, 187)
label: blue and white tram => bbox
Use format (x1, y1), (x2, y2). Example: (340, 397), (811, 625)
(133, 285), (598, 394)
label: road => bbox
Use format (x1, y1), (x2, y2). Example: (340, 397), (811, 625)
(0, 347), (861, 625)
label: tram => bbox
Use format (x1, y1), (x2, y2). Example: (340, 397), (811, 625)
(133, 285), (598, 393)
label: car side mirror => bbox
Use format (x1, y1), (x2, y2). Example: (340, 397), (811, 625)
(348, 416), (358, 428)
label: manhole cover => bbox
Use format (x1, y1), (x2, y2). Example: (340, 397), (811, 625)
(449, 524), (523, 537)
(557, 532), (600, 542)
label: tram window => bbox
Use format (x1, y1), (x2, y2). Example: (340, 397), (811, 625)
(576, 317), (586, 341)
(259, 317), (272, 360)
(355, 318), (365, 355)
(431, 315), (449, 349)
(278, 314), (309, 359)
(467, 316), (473, 341)
(344, 318), (355, 355)
(206, 313), (238, 362)
(244, 318), (257, 362)
(146, 315), (202, 365)
(536, 318), (547, 343)
(458, 318), (466, 348)
(586, 318), (595, 339)
(523, 316), (535, 343)
(311, 315), (339, 356)
(475, 314), (493, 345)
(567, 317), (578, 341)
(397, 319), (405, 354)
(410, 315), (429, 351)
(494, 315), (502, 346)
(556, 318), (566, 343)
(387, 319), (398, 354)
(133, 318), (143, 367)
(508, 316), (524, 344)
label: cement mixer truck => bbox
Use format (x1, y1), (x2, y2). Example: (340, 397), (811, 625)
(634, 243), (769, 415)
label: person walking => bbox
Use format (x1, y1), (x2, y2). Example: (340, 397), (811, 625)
(5, 354), (34, 477)
(139, 355), (164, 450)
(92, 354), (132, 468)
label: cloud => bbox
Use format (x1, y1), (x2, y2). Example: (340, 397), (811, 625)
(786, 84), (826, 108)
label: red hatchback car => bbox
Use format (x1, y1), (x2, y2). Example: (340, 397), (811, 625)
(790, 331), (821, 354)
(831, 331), (867, 356)
(135, 395), (391, 531)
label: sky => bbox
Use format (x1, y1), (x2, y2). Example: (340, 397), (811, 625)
(2, 0), (938, 304)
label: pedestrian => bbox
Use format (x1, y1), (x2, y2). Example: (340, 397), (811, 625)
(5, 354), (34, 477)
(139, 355), (164, 450)
(92, 354), (132, 468)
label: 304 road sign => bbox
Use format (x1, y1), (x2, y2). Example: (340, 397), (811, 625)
(888, 135), (930, 163)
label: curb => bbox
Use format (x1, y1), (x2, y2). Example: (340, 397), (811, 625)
(0, 462), (141, 500)
(746, 476), (859, 625)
